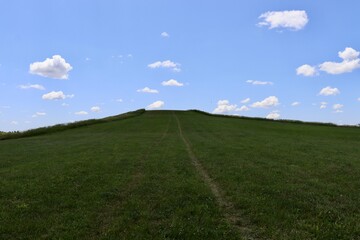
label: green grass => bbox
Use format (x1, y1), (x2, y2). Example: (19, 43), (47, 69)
(1, 110), (359, 239)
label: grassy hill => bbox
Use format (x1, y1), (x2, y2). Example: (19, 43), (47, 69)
(1, 110), (359, 239)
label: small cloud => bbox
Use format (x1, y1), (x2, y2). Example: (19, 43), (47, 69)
(42, 91), (66, 100)
(319, 86), (340, 96)
(85, 57), (91, 61)
(91, 106), (101, 113)
(29, 55), (72, 79)
(240, 98), (250, 104)
(61, 103), (69, 107)
(147, 100), (164, 110)
(333, 104), (344, 113)
(75, 111), (88, 115)
(161, 32), (170, 38)
(116, 99), (123, 102)
(236, 105), (250, 112)
(296, 64), (317, 76)
(251, 96), (279, 108)
(32, 112), (46, 118)
(338, 47), (360, 60)
(246, 80), (273, 85)
(320, 102), (327, 109)
(291, 101), (300, 106)
(161, 79), (184, 87)
(148, 60), (181, 72)
(19, 84), (45, 90)
(127, 54), (133, 58)
(258, 10), (308, 31)
(11, 121), (18, 125)
(213, 100), (237, 114)
(266, 111), (280, 120)
(137, 87), (159, 94)
(319, 47), (360, 74)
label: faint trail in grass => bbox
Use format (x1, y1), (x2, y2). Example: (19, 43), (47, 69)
(174, 112), (259, 240)
(91, 115), (172, 238)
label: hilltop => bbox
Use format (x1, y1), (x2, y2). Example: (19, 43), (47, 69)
(1, 110), (359, 239)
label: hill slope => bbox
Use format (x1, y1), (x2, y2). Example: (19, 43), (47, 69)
(1, 110), (359, 239)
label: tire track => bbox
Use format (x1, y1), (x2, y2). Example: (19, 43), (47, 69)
(173, 112), (259, 240)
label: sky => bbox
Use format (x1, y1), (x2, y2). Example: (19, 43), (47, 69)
(1, 0), (360, 131)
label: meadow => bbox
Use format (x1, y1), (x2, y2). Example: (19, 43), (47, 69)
(1, 110), (359, 239)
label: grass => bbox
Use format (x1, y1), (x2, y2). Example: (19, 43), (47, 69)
(1, 110), (359, 239)
(0, 109), (145, 140)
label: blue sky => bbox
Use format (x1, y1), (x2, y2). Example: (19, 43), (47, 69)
(1, 0), (360, 131)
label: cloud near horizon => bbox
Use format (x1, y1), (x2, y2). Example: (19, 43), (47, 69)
(75, 111), (88, 115)
(251, 96), (279, 108)
(266, 111), (280, 119)
(147, 100), (164, 109)
(213, 100), (237, 114)
(91, 106), (101, 112)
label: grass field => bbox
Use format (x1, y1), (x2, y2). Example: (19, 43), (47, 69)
(1, 110), (359, 239)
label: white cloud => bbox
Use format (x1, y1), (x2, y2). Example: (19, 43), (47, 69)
(62, 103), (69, 107)
(320, 59), (360, 75)
(91, 106), (101, 112)
(246, 80), (273, 85)
(19, 84), (45, 90)
(296, 64), (317, 76)
(29, 55), (72, 79)
(358, 98), (360, 102)
(11, 121), (18, 125)
(258, 10), (308, 30)
(291, 101), (300, 106)
(75, 111), (88, 115)
(338, 47), (360, 60)
(32, 112), (46, 118)
(42, 91), (66, 100)
(241, 98), (250, 104)
(251, 96), (279, 108)
(333, 104), (344, 113)
(137, 87), (159, 94)
(161, 79), (184, 87)
(266, 111), (281, 120)
(320, 102), (327, 109)
(319, 47), (360, 74)
(213, 100), (237, 114)
(147, 100), (164, 110)
(161, 32), (170, 38)
(148, 60), (181, 72)
(333, 103), (343, 110)
(319, 86), (340, 96)
(236, 105), (250, 112)
(116, 99), (123, 102)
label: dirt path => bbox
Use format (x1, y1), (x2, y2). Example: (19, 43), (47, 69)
(174, 113), (258, 240)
